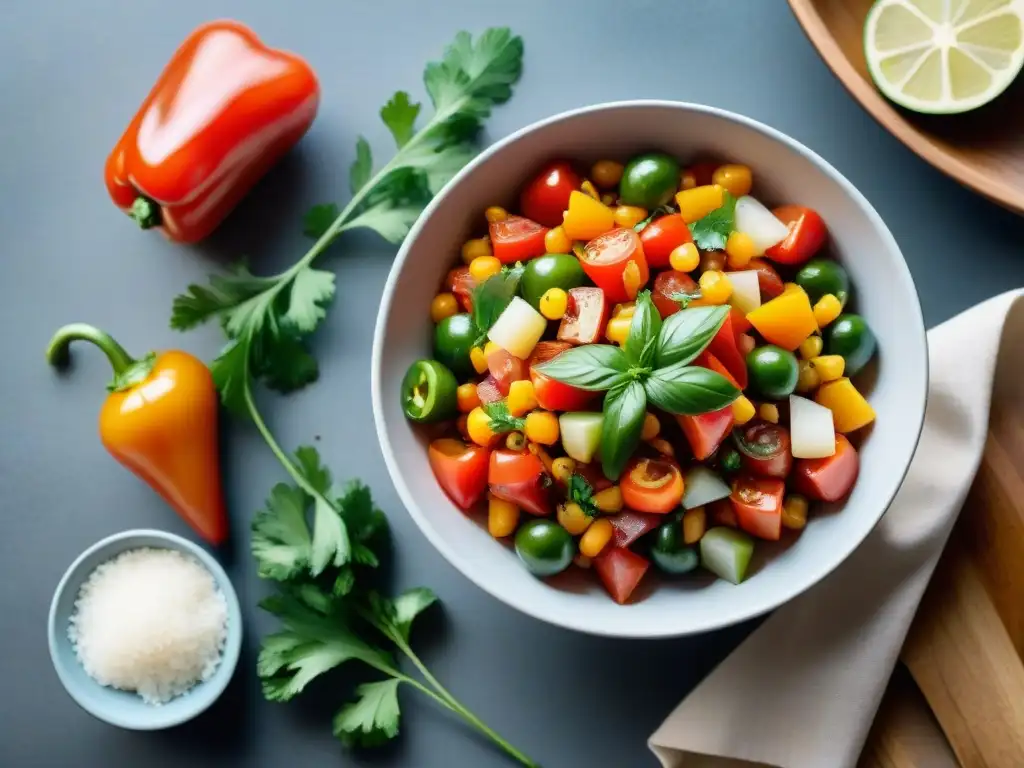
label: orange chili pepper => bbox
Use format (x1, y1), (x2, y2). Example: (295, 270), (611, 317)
(104, 20), (320, 243)
(47, 324), (227, 544)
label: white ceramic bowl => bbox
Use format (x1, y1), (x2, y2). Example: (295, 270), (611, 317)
(372, 101), (927, 638)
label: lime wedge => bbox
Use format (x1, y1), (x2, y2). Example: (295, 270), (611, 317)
(864, 0), (1024, 113)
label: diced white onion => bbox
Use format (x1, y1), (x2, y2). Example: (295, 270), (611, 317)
(789, 394), (836, 459)
(487, 297), (547, 360)
(559, 412), (604, 463)
(725, 270), (761, 315)
(735, 196), (790, 254)
(682, 466), (732, 509)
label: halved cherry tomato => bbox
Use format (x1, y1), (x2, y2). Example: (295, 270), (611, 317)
(428, 438), (491, 510)
(445, 267), (476, 312)
(488, 449), (552, 516)
(490, 215), (548, 264)
(608, 510), (662, 547)
(735, 421), (792, 479)
(651, 270), (698, 318)
(557, 287), (609, 345)
(527, 341), (595, 412)
(695, 351), (740, 390)
(581, 228), (649, 304)
(747, 258), (785, 300)
(594, 546), (651, 604)
(520, 160), (581, 228)
(476, 375), (502, 405)
(793, 434), (859, 502)
(676, 406), (734, 461)
(730, 475), (785, 541)
(638, 213), (693, 269)
(620, 457), (685, 514)
(707, 311), (748, 388)
(486, 348), (526, 396)
(765, 206), (827, 266)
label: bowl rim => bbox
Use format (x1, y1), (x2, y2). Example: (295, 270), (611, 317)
(371, 99), (928, 638)
(47, 528), (243, 729)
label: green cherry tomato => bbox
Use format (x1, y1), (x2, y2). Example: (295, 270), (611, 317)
(433, 313), (477, 378)
(515, 519), (574, 577)
(650, 521), (699, 574)
(400, 359), (458, 423)
(520, 254), (586, 309)
(619, 153), (681, 209)
(825, 314), (877, 376)
(795, 259), (850, 307)
(746, 345), (800, 399)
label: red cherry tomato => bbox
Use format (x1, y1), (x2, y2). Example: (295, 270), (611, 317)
(676, 406), (734, 461)
(593, 547), (650, 604)
(620, 457), (685, 514)
(520, 160), (581, 228)
(730, 475), (785, 541)
(793, 434), (859, 502)
(557, 287), (610, 345)
(735, 421), (792, 479)
(747, 258), (785, 300)
(580, 228), (649, 304)
(608, 510), (661, 547)
(527, 341), (595, 412)
(707, 311), (748, 389)
(490, 215), (548, 264)
(428, 439), (491, 510)
(638, 213), (693, 269)
(445, 267), (476, 312)
(651, 270), (698, 319)
(486, 348), (526, 396)
(488, 449), (552, 516)
(765, 206), (827, 266)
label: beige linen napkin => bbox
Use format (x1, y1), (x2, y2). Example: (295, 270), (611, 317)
(649, 289), (1024, 768)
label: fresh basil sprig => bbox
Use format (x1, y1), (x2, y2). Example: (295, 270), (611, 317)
(535, 295), (739, 480)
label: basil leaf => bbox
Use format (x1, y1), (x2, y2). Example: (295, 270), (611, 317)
(644, 364), (739, 415)
(639, 335), (658, 369)
(534, 345), (628, 391)
(624, 291), (661, 366)
(600, 380), (646, 481)
(470, 264), (525, 343)
(654, 305), (729, 368)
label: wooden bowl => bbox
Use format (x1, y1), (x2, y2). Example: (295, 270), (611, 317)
(788, 0), (1024, 215)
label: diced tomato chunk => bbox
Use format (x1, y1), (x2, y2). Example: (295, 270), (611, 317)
(793, 434), (859, 502)
(486, 349), (526, 396)
(638, 214), (692, 269)
(446, 267), (476, 312)
(490, 215), (548, 264)
(695, 351), (741, 390)
(765, 206), (827, 266)
(608, 510), (661, 547)
(594, 547), (650, 604)
(676, 406), (734, 461)
(488, 450), (552, 516)
(707, 311), (748, 388)
(747, 258), (785, 300)
(730, 475), (785, 541)
(428, 439), (491, 510)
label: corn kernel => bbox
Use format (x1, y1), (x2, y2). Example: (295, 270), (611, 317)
(601, 193), (617, 206)
(593, 485), (623, 513)
(614, 205), (648, 229)
(469, 255), (502, 282)
(467, 407), (497, 446)
(524, 411), (559, 445)
(456, 383), (480, 413)
(507, 379), (538, 416)
(545, 226), (572, 254)
(796, 359), (820, 393)
(623, 260), (643, 300)
(680, 170), (697, 191)
(581, 179), (600, 200)
(732, 395), (756, 425)
(483, 340), (501, 358)
(758, 403), (780, 424)
(461, 237), (492, 264)
(813, 294), (843, 328)
(648, 437), (675, 457)
(782, 494), (808, 531)
(558, 502), (593, 536)
(505, 431), (526, 451)
(811, 354), (845, 383)
(712, 164), (753, 197)
(725, 231), (758, 268)
(669, 242), (700, 272)
(698, 270), (733, 305)
(469, 347), (488, 374)
(539, 287), (569, 320)
(551, 457), (576, 485)
(591, 160), (624, 188)
(579, 517), (614, 558)
(683, 506), (706, 544)
(640, 412), (661, 441)
(485, 206), (508, 223)
(605, 316), (631, 345)
(430, 293), (459, 323)
(799, 335), (823, 359)
(488, 494), (520, 538)
(676, 184), (725, 224)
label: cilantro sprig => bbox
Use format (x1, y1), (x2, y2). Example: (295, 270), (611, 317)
(688, 191), (736, 251)
(483, 400), (525, 434)
(567, 473), (598, 517)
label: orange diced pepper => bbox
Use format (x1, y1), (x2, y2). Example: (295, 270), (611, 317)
(745, 289), (817, 351)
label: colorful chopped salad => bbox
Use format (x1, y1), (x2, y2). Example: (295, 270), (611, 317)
(400, 153), (877, 604)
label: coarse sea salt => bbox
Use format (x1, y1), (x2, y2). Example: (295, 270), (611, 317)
(68, 547), (228, 705)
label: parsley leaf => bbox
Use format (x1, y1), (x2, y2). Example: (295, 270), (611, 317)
(303, 203), (341, 239)
(251, 484), (312, 580)
(471, 264), (524, 345)
(340, 201), (424, 244)
(380, 92), (420, 148)
(284, 268), (336, 334)
(350, 137), (373, 195)
(567, 474), (598, 517)
(482, 400), (525, 434)
(688, 191), (736, 251)
(334, 679), (402, 747)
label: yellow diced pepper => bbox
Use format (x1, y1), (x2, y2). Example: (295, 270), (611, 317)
(746, 289), (818, 351)
(622, 260), (644, 300)
(732, 395), (755, 425)
(810, 354), (845, 382)
(507, 379), (538, 417)
(562, 191), (615, 241)
(581, 179), (600, 200)
(759, 403), (779, 423)
(813, 294), (843, 328)
(605, 316), (631, 345)
(614, 205), (648, 228)
(676, 184), (725, 224)
(815, 378), (875, 433)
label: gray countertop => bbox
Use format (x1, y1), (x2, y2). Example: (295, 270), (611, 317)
(2, 1), (1023, 766)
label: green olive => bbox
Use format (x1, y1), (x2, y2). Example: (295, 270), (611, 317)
(515, 519), (574, 577)
(433, 313), (477, 378)
(619, 153), (680, 209)
(520, 254), (586, 309)
(825, 314), (877, 376)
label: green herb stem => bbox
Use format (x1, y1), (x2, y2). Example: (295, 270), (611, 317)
(45, 322), (157, 392)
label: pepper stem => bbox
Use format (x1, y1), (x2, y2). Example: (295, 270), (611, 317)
(129, 196), (161, 229)
(46, 323), (156, 392)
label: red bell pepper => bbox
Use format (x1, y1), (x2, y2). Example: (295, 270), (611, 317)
(707, 311), (748, 388)
(105, 21), (319, 243)
(695, 351), (741, 390)
(676, 406), (734, 461)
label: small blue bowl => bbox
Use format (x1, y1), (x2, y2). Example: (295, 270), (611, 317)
(47, 529), (242, 730)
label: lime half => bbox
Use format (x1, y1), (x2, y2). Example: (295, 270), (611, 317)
(864, 0), (1024, 114)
